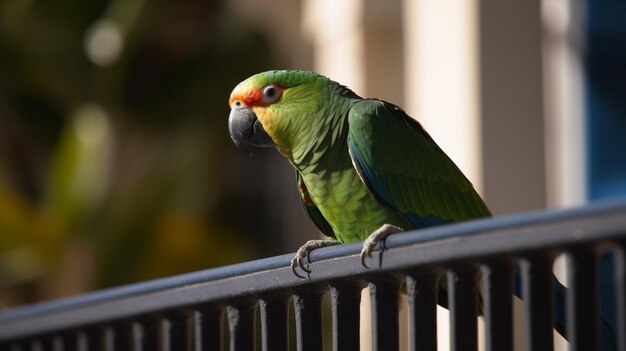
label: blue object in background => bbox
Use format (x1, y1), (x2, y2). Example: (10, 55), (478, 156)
(585, 1), (626, 349)
(586, 0), (626, 200)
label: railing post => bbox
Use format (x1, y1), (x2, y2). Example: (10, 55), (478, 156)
(28, 339), (43, 351)
(406, 270), (439, 351)
(102, 325), (129, 351)
(567, 248), (599, 351)
(369, 276), (401, 351)
(447, 265), (479, 351)
(131, 321), (157, 351)
(49, 334), (76, 351)
(159, 314), (188, 351)
(190, 308), (222, 351)
(51, 335), (68, 351)
(293, 290), (324, 351)
(330, 283), (363, 351)
(226, 303), (255, 351)
(76, 331), (88, 351)
(615, 244), (626, 351)
(520, 254), (554, 351)
(481, 260), (514, 351)
(259, 295), (289, 351)
(76, 329), (100, 351)
(102, 326), (115, 351)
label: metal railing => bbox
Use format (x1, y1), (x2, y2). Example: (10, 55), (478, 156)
(1, 199), (626, 351)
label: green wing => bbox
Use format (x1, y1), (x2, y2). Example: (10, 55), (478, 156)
(296, 171), (335, 238)
(347, 99), (491, 228)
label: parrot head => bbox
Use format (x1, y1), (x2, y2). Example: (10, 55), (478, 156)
(228, 70), (346, 157)
(227, 72), (279, 155)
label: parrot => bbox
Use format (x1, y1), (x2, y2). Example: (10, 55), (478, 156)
(227, 70), (615, 348)
(228, 70), (490, 270)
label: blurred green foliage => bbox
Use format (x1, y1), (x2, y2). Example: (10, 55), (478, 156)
(0, 0), (281, 306)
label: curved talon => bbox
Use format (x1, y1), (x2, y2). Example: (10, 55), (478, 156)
(359, 236), (377, 269)
(359, 224), (403, 269)
(360, 239), (377, 268)
(380, 236), (389, 251)
(289, 239), (341, 278)
(297, 255), (312, 273)
(291, 258), (307, 279)
(290, 250), (311, 279)
(360, 250), (371, 269)
(301, 263), (312, 274)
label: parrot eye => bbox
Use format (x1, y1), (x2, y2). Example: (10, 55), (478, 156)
(262, 85), (281, 104)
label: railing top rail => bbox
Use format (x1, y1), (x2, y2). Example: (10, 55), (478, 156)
(1, 198), (626, 340)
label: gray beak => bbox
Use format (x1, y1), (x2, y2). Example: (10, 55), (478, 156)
(228, 107), (275, 155)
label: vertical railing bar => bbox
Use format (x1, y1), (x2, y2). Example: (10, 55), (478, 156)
(190, 308), (222, 351)
(29, 339), (43, 351)
(158, 317), (172, 351)
(369, 276), (401, 351)
(521, 254), (554, 351)
(102, 326), (116, 351)
(51, 335), (64, 351)
(41, 338), (54, 351)
(76, 331), (89, 351)
(226, 303), (255, 351)
(42, 339), (52, 351)
(481, 261), (513, 351)
(447, 266), (479, 351)
(106, 324), (132, 351)
(330, 283), (362, 351)
(131, 321), (156, 351)
(567, 248), (599, 351)
(614, 244), (626, 351)
(292, 291), (324, 351)
(60, 334), (76, 351)
(406, 271), (438, 351)
(159, 314), (188, 351)
(189, 312), (202, 351)
(116, 323), (132, 351)
(259, 296), (289, 351)
(131, 322), (144, 351)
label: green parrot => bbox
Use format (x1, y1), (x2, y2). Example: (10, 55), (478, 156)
(228, 70), (491, 276)
(228, 70), (617, 349)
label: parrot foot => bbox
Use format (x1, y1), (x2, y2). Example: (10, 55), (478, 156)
(291, 239), (340, 279)
(360, 224), (404, 268)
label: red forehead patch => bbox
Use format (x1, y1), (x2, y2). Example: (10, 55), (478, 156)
(229, 88), (260, 107)
(229, 84), (286, 107)
(242, 88), (263, 106)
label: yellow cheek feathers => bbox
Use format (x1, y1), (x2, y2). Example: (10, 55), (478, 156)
(252, 106), (289, 156)
(251, 106), (274, 135)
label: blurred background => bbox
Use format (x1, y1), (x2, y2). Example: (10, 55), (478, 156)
(0, 0), (624, 311)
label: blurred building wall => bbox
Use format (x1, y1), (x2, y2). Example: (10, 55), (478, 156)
(543, 0), (587, 209)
